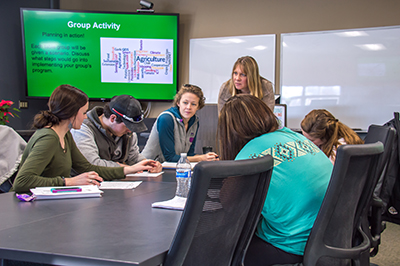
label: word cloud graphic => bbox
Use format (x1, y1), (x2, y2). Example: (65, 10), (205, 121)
(101, 37), (173, 83)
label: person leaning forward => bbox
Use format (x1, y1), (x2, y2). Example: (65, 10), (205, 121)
(13, 85), (160, 193)
(71, 95), (162, 172)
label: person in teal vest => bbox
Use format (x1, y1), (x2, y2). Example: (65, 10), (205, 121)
(142, 84), (219, 163)
(218, 94), (333, 266)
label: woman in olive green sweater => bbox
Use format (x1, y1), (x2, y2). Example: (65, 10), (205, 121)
(13, 85), (159, 193)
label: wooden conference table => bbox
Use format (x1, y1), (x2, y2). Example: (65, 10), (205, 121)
(0, 171), (182, 266)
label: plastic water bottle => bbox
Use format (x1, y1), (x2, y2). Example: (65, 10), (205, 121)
(176, 153), (192, 198)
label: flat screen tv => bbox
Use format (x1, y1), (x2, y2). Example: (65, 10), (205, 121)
(20, 8), (179, 101)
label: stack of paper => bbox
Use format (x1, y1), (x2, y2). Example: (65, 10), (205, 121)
(30, 185), (103, 200)
(152, 196), (187, 210)
(162, 162), (198, 170)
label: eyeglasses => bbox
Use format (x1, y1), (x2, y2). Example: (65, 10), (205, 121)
(112, 108), (144, 123)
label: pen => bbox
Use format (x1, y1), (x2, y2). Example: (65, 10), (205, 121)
(51, 187), (82, 193)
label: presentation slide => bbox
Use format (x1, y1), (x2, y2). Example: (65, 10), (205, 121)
(100, 38), (173, 83)
(21, 9), (179, 100)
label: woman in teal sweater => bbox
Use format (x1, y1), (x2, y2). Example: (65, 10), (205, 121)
(218, 95), (333, 265)
(13, 85), (158, 193)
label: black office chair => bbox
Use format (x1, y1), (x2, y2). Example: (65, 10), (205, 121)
(362, 125), (396, 257)
(273, 142), (384, 266)
(304, 143), (383, 266)
(163, 156), (274, 266)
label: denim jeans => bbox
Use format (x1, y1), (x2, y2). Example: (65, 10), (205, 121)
(0, 179), (12, 193)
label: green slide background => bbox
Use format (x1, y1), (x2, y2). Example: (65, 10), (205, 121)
(22, 9), (179, 100)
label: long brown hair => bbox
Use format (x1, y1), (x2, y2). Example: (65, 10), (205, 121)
(300, 109), (364, 159)
(218, 95), (279, 160)
(33, 84), (88, 129)
(227, 56), (264, 99)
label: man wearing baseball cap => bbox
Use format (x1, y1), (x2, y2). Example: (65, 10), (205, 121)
(71, 95), (162, 172)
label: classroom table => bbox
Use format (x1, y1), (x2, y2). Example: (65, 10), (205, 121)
(0, 171), (182, 266)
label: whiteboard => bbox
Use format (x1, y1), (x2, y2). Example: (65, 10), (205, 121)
(281, 26), (400, 130)
(189, 34), (276, 104)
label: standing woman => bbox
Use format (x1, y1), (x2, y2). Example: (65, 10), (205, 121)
(217, 56), (275, 115)
(13, 85), (158, 193)
(142, 84), (218, 163)
(301, 109), (364, 164)
(218, 95), (333, 266)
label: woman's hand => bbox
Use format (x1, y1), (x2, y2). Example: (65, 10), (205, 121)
(123, 159), (159, 175)
(65, 171), (103, 186)
(189, 152), (220, 162)
(202, 152), (220, 161)
(148, 160), (163, 173)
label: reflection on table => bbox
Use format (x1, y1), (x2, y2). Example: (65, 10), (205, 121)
(0, 172), (182, 266)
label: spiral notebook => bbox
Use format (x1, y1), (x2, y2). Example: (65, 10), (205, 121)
(30, 185), (103, 200)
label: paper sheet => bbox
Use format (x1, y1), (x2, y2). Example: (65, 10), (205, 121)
(152, 196), (187, 210)
(99, 181), (142, 189)
(126, 171), (164, 178)
(162, 162), (198, 170)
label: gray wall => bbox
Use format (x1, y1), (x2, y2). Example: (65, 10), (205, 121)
(0, 1), (58, 130)
(2, 0), (400, 129)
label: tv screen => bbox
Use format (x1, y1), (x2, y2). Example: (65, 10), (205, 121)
(20, 8), (179, 101)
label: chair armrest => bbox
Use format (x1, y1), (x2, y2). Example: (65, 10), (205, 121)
(305, 226), (370, 263)
(371, 196), (384, 208)
(370, 197), (384, 236)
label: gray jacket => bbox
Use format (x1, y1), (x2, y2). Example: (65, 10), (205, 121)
(71, 106), (145, 167)
(0, 125), (26, 185)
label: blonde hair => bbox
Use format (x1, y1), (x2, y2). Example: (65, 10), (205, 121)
(227, 56), (264, 99)
(301, 109), (364, 159)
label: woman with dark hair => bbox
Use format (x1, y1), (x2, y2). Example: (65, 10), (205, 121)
(13, 85), (158, 193)
(142, 84), (219, 162)
(301, 109), (364, 164)
(217, 56), (275, 115)
(218, 95), (333, 266)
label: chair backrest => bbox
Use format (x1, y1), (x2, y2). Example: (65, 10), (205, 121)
(303, 142), (383, 266)
(362, 124), (396, 257)
(163, 156), (274, 266)
(381, 112), (400, 225)
(364, 124), (396, 200)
